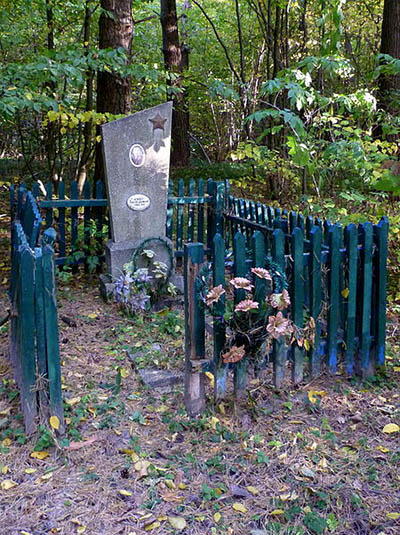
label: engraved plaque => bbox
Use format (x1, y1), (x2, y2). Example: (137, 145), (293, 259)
(129, 143), (145, 167)
(127, 193), (151, 212)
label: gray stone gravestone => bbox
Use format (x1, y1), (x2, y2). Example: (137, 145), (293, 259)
(101, 102), (174, 282)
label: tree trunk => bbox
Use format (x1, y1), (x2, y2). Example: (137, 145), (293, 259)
(95, 0), (133, 183)
(160, 0), (190, 167)
(77, 0), (94, 194)
(379, 0), (400, 114)
(272, 5), (281, 78)
(45, 0), (58, 188)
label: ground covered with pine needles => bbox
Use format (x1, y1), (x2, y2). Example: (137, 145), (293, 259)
(0, 188), (399, 535)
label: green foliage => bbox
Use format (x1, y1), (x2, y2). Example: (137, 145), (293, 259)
(1, 0), (399, 236)
(256, 450), (269, 464)
(242, 55), (399, 195)
(156, 310), (184, 337)
(303, 511), (328, 535)
(67, 220), (108, 273)
(130, 410), (145, 425)
(34, 425), (55, 451)
(0, 0), (165, 182)
(201, 483), (226, 501)
(171, 162), (253, 183)
(56, 266), (73, 284)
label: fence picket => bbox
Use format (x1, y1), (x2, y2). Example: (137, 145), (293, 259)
(187, 179), (195, 243)
(256, 202), (263, 224)
(252, 231), (268, 378)
(83, 180), (91, 261)
(291, 227), (304, 383)
(206, 179), (215, 251)
(289, 211), (297, 233)
(309, 226), (322, 376)
(42, 229), (64, 432)
(19, 246), (38, 435)
(197, 179), (205, 243)
(297, 213), (304, 232)
(233, 231), (247, 396)
(306, 215), (314, 238)
(272, 228), (286, 388)
(22, 195), (34, 242)
(249, 201), (256, 222)
(34, 247), (48, 412)
(70, 180), (78, 248)
(344, 224), (357, 375)
(358, 222), (373, 376)
(17, 184), (26, 220)
(215, 182), (225, 236)
(58, 182), (66, 258)
(212, 233), (227, 398)
(252, 231), (267, 302)
(373, 218), (389, 366)
(327, 224), (341, 372)
(324, 220), (332, 246)
(233, 232), (247, 302)
(45, 182), (53, 228)
(267, 206), (274, 227)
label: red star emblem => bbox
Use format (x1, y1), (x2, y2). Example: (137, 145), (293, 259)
(149, 113), (167, 131)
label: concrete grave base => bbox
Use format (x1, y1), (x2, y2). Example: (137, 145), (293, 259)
(105, 239), (138, 280)
(99, 273), (114, 302)
(105, 236), (175, 281)
(169, 273), (184, 294)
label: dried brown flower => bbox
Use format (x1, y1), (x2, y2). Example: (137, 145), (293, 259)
(268, 289), (291, 310)
(266, 311), (294, 339)
(251, 267), (272, 281)
(234, 299), (259, 313)
(222, 345), (246, 364)
(205, 284), (225, 306)
(229, 277), (254, 291)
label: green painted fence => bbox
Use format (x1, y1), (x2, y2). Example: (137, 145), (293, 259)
(31, 180), (108, 267)
(167, 178), (226, 257)
(9, 180), (389, 420)
(10, 188), (64, 434)
(184, 214), (389, 410)
(11, 178), (225, 268)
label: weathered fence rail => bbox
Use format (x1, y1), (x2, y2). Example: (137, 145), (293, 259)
(10, 186), (63, 434)
(184, 213), (389, 411)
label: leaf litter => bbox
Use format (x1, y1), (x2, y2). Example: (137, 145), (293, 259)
(0, 194), (399, 534)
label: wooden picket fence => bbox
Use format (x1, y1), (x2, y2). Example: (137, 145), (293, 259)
(167, 178), (226, 258)
(10, 187), (63, 434)
(8, 180), (390, 420)
(10, 178), (226, 268)
(184, 213), (389, 414)
(30, 180), (108, 267)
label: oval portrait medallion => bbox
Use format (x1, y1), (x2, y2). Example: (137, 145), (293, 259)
(127, 194), (151, 212)
(129, 143), (146, 167)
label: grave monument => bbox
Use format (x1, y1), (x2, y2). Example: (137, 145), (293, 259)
(100, 102), (176, 294)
